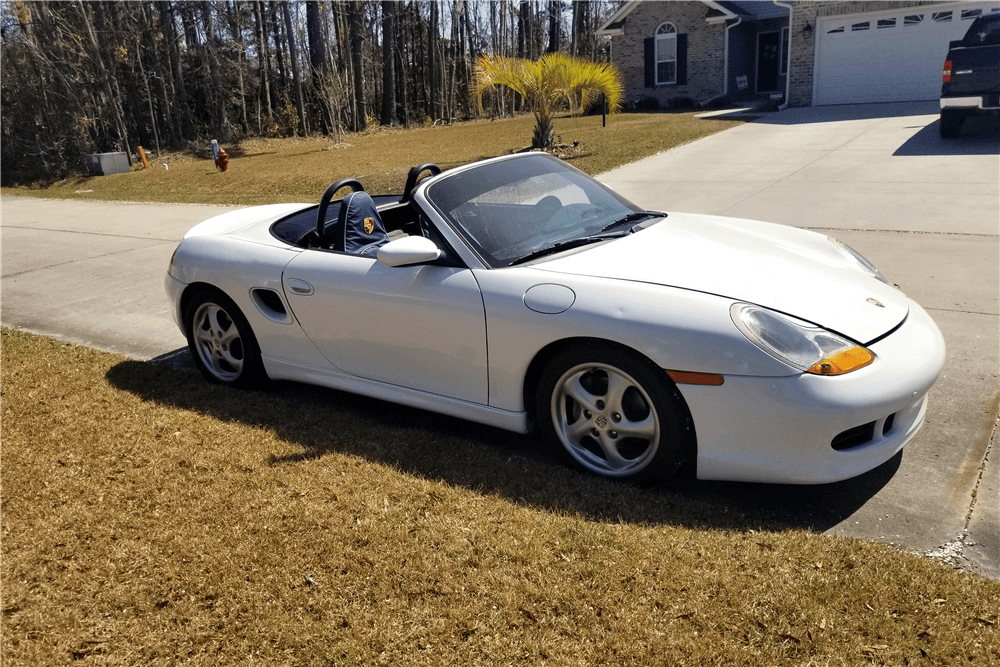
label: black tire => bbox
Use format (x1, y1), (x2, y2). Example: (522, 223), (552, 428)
(184, 288), (265, 387)
(939, 110), (965, 139)
(536, 342), (693, 482)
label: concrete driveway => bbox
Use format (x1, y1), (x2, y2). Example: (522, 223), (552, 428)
(1, 200), (235, 358)
(2, 101), (997, 575)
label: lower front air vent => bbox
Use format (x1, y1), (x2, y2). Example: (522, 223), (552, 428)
(882, 413), (896, 436)
(832, 421), (876, 451)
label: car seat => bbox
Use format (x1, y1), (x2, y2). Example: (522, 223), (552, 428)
(339, 191), (390, 256)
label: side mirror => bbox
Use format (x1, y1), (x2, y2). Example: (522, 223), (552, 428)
(376, 235), (442, 267)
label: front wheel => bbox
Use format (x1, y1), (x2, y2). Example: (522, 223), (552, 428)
(185, 288), (264, 387)
(537, 343), (692, 482)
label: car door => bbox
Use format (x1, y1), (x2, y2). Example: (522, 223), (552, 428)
(281, 249), (488, 404)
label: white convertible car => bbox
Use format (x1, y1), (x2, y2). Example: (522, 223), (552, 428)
(166, 153), (945, 484)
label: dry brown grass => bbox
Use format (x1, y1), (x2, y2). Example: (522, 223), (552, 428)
(0, 113), (739, 206)
(2, 328), (999, 666)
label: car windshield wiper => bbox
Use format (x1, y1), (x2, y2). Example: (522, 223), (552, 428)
(508, 231), (628, 266)
(600, 210), (666, 233)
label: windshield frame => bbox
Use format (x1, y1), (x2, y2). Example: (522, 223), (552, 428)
(424, 153), (646, 269)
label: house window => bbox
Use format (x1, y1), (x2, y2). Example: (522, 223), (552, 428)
(655, 22), (677, 85)
(780, 27), (789, 75)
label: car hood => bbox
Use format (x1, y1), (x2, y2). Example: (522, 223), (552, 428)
(534, 212), (908, 344)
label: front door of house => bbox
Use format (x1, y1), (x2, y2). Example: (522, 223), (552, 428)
(757, 32), (780, 92)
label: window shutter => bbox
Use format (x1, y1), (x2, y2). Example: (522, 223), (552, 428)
(644, 37), (655, 88)
(677, 34), (688, 85)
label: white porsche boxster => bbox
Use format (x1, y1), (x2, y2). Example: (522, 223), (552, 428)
(165, 152), (945, 484)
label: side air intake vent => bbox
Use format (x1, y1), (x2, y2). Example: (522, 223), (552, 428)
(250, 288), (292, 324)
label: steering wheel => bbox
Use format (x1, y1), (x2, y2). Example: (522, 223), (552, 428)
(316, 178), (364, 241)
(401, 163), (442, 203)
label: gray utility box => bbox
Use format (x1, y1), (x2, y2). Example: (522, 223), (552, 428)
(85, 152), (130, 176)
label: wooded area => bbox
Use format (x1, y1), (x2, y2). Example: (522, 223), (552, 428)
(0, 1), (620, 184)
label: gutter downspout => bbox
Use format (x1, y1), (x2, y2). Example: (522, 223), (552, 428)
(702, 15), (742, 107)
(723, 15), (742, 97)
(773, 0), (793, 110)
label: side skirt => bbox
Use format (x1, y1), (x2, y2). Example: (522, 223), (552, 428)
(262, 356), (531, 434)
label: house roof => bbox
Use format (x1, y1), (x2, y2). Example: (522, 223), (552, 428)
(596, 0), (640, 35)
(597, 0), (789, 35)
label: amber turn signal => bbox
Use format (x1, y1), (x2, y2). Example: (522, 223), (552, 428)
(807, 346), (874, 376)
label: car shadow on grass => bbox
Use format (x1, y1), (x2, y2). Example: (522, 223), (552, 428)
(107, 351), (899, 535)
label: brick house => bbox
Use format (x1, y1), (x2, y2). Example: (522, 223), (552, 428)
(597, 1), (998, 108)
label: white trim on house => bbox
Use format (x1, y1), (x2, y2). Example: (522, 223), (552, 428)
(773, 1), (793, 109)
(779, 26), (790, 75)
(655, 22), (679, 85)
(702, 1), (740, 24)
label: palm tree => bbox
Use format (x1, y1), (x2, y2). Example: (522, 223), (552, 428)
(471, 52), (624, 149)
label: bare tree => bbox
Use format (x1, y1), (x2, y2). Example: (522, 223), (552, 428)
(201, 1), (235, 141)
(348, 0), (366, 131)
(380, 1), (397, 126)
(281, 1), (307, 135)
(75, 0), (129, 151)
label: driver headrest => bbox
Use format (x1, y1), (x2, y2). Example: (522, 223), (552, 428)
(339, 191), (389, 256)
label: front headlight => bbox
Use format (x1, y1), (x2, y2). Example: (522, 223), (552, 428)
(830, 238), (891, 285)
(731, 304), (874, 376)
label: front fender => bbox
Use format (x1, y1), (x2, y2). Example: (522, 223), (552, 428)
(475, 270), (796, 413)
(166, 236), (327, 370)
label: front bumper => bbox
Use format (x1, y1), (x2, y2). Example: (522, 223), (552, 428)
(680, 301), (945, 484)
(164, 271), (188, 336)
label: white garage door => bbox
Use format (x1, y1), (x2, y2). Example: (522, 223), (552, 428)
(814, 3), (999, 105)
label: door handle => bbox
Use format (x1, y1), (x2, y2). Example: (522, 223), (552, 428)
(287, 279), (314, 296)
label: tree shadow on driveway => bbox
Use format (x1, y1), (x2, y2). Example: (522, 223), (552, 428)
(107, 351), (899, 536)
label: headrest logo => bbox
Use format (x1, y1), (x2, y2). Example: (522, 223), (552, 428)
(364, 217), (375, 235)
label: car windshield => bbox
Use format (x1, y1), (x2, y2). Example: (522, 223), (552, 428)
(425, 153), (648, 268)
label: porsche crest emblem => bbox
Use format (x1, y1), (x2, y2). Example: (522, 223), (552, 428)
(364, 217), (375, 235)
(867, 297), (885, 308)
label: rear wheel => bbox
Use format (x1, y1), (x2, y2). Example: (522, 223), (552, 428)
(185, 288), (264, 387)
(939, 109), (966, 139)
(537, 343), (692, 482)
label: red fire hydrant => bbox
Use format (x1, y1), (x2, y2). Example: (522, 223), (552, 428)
(215, 148), (229, 172)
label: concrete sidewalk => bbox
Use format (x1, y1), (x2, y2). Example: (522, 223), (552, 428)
(600, 100), (999, 576)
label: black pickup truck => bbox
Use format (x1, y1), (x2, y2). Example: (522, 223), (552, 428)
(940, 11), (1000, 138)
